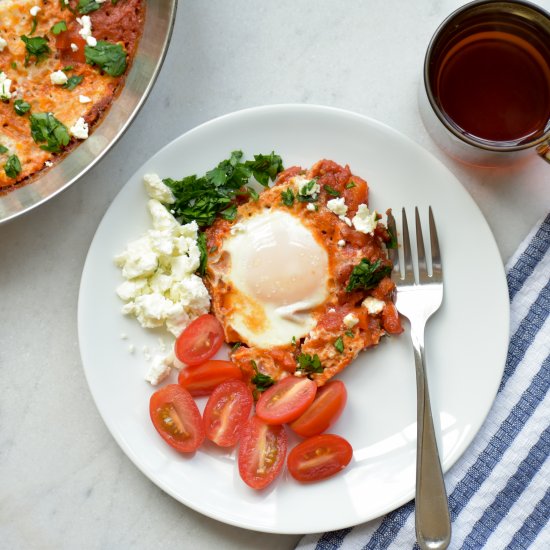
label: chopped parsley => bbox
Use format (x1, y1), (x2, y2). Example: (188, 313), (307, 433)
(334, 337), (344, 353)
(14, 99), (31, 116)
(345, 181), (356, 189)
(387, 222), (398, 249)
(296, 179), (318, 203)
(242, 152), (283, 186)
(85, 41), (127, 77)
(163, 150), (284, 227)
(345, 330), (354, 338)
(78, 0), (102, 14)
(0, 145), (8, 154)
(231, 342), (242, 352)
(30, 16), (38, 36)
(346, 258), (392, 292)
(51, 21), (68, 35)
(296, 353), (323, 375)
(281, 187), (295, 207)
(324, 184), (340, 197)
(291, 336), (297, 346)
(21, 35), (51, 66)
(29, 112), (70, 153)
(62, 65), (74, 72)
(10, 62), (17, 70)
(63, 75), (84, 91)
(4, 154), (22, 179)
(247, 186), (259, 201)
(197, 231), (208, 276)
(250, 360), (275, 392)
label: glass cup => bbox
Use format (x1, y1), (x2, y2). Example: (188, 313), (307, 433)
(419, 0), (550, 166)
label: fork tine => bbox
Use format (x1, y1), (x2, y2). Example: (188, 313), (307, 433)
(429, 207), (442, 282)
(402, 208), (415, 284)
(386, 210), (400, 277)
(415, 207), (429, 283)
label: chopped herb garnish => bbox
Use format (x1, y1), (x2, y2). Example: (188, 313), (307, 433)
(21, 35), (51, 66)
(220, 203), (237, 221)
(51, 21), (68, 35)
(346, 258), (392, 292)
(296, 353), (323, 375)
(4, 154), (22, 178)
(0, 145), (8, 154)
(250, 360), (275, 392)
(324, 184), (340, 197)
(291, 336), (297, 346)
(85, 41), (127, 77)
(30, 17), (38, 36)
(62, 65), (74, 72)
(14, 99), (31, 116)
(281, 187), (295, 207)
(231, 342), (242, 352)
(197, 231), (207, 276)
(345, 330), (354, 338)
(29, 112), (70, 153)
(163, 150), (283, 227)
(334, 337), (344, 353)
(387, 222), (398, 249)
(63, 75), (83, 90)
(244, 152), (284, 186)
(247, 186), (259, 201)
(209, 245), (218, 253)
(345, 181), (356, 189)
(11, 61), (17, 70)
(296, 179), (319, 203)
(78, 0), (101, 14)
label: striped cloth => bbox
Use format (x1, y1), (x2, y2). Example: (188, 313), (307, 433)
(298, 214), (550, 550)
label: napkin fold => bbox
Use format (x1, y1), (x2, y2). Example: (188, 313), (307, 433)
(298, 214), (550, 550)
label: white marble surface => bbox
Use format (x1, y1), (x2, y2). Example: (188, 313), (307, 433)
(1, 1), (549, 548)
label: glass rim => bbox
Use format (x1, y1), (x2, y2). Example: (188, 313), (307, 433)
(423, 0), (550, 153)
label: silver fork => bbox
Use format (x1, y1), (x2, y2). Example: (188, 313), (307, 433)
(387, 207), (451, 550)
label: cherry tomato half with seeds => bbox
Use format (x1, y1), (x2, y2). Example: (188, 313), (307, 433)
(174, 314), (224, 366)
(287, 434), (353, 482)
(178, 360), (242, 396)
(203, 379), (253, 447)
(149, 384), (205, 453)
(256, 375), (317, 425)
(238, 416), (287, 490)
(289, 380), (347, 438)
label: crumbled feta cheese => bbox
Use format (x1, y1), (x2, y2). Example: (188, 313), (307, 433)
(306, 203), (316, 212)
(362, 296), (386, 315)
(293, 175), (320, 197)
(69, 117), (89, 140)
(145, 354), (172, 385)
(339, 215), (352, 227)
(29, 6), (40, 16)
(144, 173), (175, 204)
(327, 197), (348, 217)
(230, 222), (246, 235)
(0, 37), (7, 52)
(115, 199), (210, 337)
(0, 72), (13, 100)
(142, 345), (151, 361)
(44, 160), (53, 167)
(50, 70), (68, 86)
(70, 43), (79, 52)
(86, 36), (97, 47)
(76, 16), (95, 46)
(343, 313), (359, 328)
(328, 308), (336, 313)
(337, 239), (346, 248)
(352, 204), (378, 235)
(79, 95), (91, 104)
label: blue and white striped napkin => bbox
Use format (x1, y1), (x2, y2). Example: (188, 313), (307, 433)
(298, 214), (550, 550)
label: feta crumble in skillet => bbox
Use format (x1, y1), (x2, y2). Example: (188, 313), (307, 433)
(114, 152), (402, 488)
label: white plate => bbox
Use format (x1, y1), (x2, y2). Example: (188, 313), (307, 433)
(78, 104), (509, 534)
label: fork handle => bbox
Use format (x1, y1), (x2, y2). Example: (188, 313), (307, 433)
(411, 325), (451, 550)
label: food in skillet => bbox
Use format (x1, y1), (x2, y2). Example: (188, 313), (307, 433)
(0, 0), (145, 191)
(115, 152), (403, 488)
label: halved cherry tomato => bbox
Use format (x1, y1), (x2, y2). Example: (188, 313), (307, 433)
(178, 360), (242, 396)
(174, 314), (224, 366)
(256, 376), (317, 425)
(203, 380), (253, 447)
(287, 434), (353, 482)
(238, 416), (288, 489)
(289, 380), (347, 438)
(149, 384), (205, 453)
